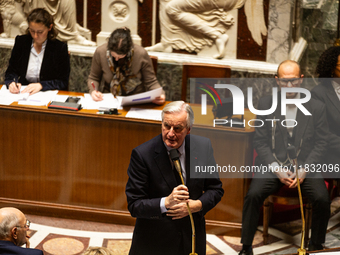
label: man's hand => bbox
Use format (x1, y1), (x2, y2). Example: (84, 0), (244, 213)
(165, 185), (189, 209)
(273, 166), (294, 186)
(288, 168), (307, 188)
(25, 235), (30, 248)
(166, 199), (202, 220)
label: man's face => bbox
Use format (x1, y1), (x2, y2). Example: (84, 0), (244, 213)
(276, 63), (304, 99)
(162, 110), (190, 149)
(14, 216), (29, 247)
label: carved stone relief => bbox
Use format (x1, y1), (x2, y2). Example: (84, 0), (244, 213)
(0, 0), (96, 46)
(110, 1), (129, 22)
(145, 0), (267, 59)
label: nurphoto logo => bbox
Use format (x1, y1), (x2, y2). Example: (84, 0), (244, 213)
(200, 84), (312, 128)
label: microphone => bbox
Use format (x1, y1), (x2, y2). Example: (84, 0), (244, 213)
(169, 149), (184, 184)
(287, 145), (306, 255)
(169, 149), (198, 255)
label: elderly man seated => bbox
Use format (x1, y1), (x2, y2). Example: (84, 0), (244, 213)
(0, 207), (43, 254)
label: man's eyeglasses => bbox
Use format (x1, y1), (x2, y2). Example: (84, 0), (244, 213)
(277, 78), (301, 86)
(16, 219), (30, 229)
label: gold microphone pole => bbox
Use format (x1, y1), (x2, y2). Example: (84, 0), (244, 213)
(170, 149), (198, 255)
(287, 146), (306, 255)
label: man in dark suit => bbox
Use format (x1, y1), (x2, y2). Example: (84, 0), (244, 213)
(0, 207), (43, 254)
(125, 101), (224, 255)
(239, 60), (330, 255)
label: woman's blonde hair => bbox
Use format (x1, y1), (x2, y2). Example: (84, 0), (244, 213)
(83, 247), (113, 255)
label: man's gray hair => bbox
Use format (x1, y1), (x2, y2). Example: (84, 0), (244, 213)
(0, 213), (19, 239)
(161, 101), (194, 129)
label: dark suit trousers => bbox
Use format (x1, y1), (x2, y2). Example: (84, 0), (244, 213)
(241, 172), (330, 245)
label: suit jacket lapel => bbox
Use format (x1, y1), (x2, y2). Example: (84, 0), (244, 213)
(276, 94), (288, 150)
(185, 135), (194, 188)
(294, 108), (309, 150)
(154, 136), (178, 190)
(325, 81), (340, 114)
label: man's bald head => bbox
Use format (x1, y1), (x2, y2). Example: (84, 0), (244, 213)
(276, 60), (301, 78)
(0, 207), (25, 241)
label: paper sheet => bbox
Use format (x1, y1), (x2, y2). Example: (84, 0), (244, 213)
(125, 108), (162, 121)
(17, 90), (59, 106)
(119, 87), (163, 106)
(0, 86), (58, 106)
(82, 93), (122, 110)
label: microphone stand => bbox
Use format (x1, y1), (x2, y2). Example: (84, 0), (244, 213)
(170, 149), (198, 255)
(287, 146), (306, 255)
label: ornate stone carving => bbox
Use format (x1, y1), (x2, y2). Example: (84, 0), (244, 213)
(110, 1), (129, 22)
(0, 0), (96, 46)
(145, 0), (267, 59)
(0, 0), (27, 38)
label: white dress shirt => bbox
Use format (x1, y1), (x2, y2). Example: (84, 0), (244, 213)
(25, 40), (47, 83)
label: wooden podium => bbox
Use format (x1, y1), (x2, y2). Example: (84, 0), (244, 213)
(0, 89), (254, 236)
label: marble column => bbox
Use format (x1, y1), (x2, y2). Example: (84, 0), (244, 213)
(97, 0), (141, 46)
(266, 0), (295, 64)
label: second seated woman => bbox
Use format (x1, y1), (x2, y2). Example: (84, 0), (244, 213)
(5, 8), (70, 95)
(88, 27), (165, 105)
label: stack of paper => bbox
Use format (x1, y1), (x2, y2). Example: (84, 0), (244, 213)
(125, 108), (162, 121)
(0, 86), (58, 106)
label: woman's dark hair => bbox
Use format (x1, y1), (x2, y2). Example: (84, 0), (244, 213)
(107, 27), (133, 55)
(27, 8), (58, 40)
(316, 46), (340, 78)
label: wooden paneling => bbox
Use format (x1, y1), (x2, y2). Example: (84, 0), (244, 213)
(0, 90), (254, 236)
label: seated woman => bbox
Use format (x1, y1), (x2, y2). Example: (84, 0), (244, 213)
(5, 8), (70, 95)
(88, 27), (165, 105)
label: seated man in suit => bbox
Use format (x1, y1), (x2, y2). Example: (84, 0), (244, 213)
(239, 60), (330, 255)
(0, 207), (43, 255)
(125, 100), (224, 255)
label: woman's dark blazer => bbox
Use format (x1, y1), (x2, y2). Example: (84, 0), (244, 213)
(5, 34), (70, 91)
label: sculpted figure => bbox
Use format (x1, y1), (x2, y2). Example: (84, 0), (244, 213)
(22, 0), (96, 46)
(0, 0), (27, 38)
(145, 0), (267, 59)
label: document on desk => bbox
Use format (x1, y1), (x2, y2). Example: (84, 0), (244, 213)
(17, 90), (58, 106)
(125, 108), (162, 121)
(119, 87), (162, 106)
(0, 85), (54, 105)
(82, 93), (122, 110)
(0, 85), (30, 104)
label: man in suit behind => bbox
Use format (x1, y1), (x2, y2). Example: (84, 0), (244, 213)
(125, 101), (224, 255)
(0, 207), (43, 254)
(238, 60), (330, 255)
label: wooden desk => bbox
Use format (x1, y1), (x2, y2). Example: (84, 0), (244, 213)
(0, 89), (254, 235)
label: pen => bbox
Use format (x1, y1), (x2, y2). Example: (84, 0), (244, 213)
(91, 82), (96, 91)
(15, 76), (20, 93)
